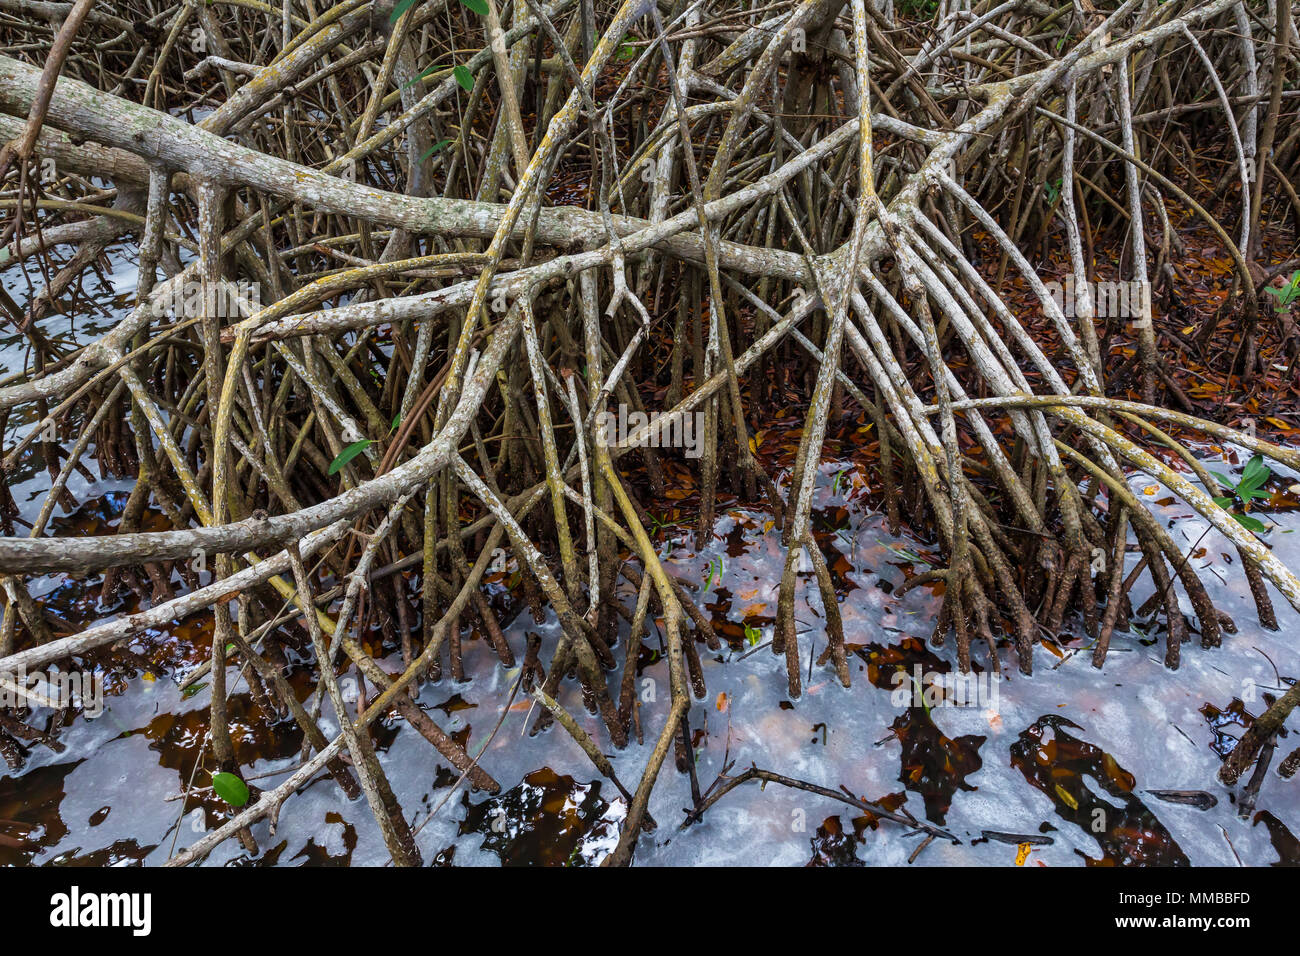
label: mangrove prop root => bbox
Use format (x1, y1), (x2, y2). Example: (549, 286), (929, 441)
(0, 0), (1297, 864)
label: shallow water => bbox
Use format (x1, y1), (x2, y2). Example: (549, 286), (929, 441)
(2, 454), (1298, 867)
(3, 244), (1300, 867)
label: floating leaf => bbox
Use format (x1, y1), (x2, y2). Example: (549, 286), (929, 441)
(1054, 783), (1079, 810)
(328, 439), (372, 475)
(1232, 513), (1267, 533)
(453, 65), (474, 92)
(212, 771), (250, 807)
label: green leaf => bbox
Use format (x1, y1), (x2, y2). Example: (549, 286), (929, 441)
(390, 0), (420, 24)
(453, 65), (474, 92)
(912, 675), (930, 716)
(1241, 454), (1269, 490)
(328, 439), (373, 475)
(704, 556), (723, 591)
(391, 413), (402, 431)
(212, 771), (250, 807)
(458, 0), (489, 14)
(1237, 478), (1265, 500)
(1247, 489), (1272, 500)
(1236, 479), (1263, 499)
(1209, 471), (1235, 489)
(1232, 513), (1267, 533)
(420, 138), (452, 161)
(1265, 274), (1300, 311)
(404, 63), (445, 89)
(744, 624), (761, 647)
(1213, 496), (1234, 509)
